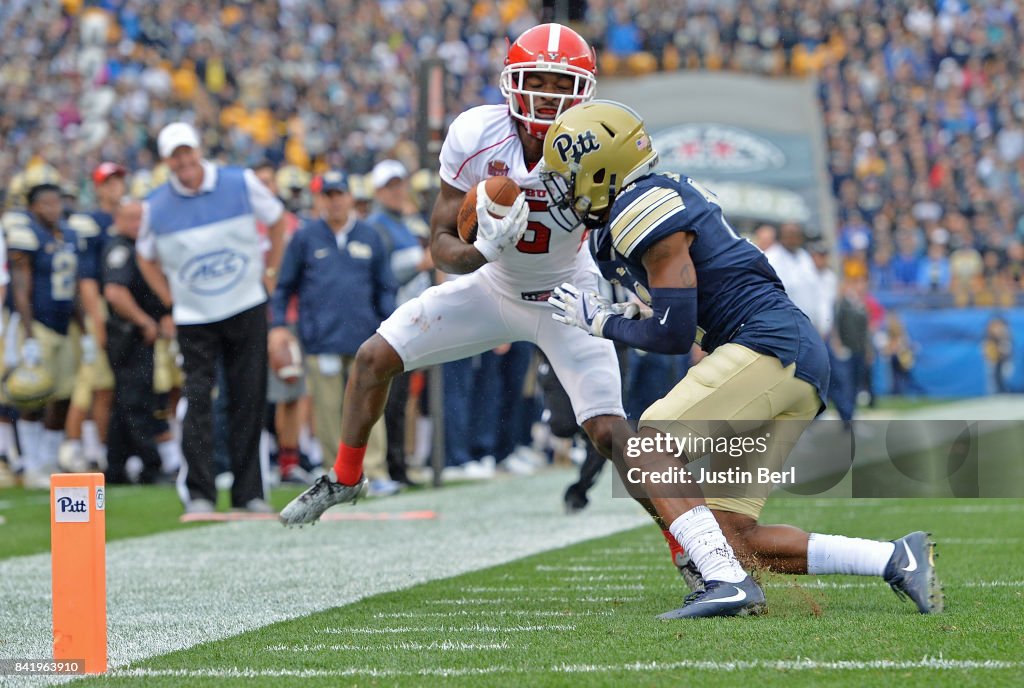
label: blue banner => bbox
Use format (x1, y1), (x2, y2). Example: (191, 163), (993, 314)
(880, 308), (1024, 397)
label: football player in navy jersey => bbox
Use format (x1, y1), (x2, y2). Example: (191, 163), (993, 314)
(543, 101), (942, 616)
(60, 162), (127, 472)
(6, 183), (84, 487)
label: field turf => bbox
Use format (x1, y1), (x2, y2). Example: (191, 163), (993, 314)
(64, 495), (1024, 688)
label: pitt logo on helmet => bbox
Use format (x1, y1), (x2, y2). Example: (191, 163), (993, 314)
(540, 100), (659, 230)
(552, 130), (601, 164)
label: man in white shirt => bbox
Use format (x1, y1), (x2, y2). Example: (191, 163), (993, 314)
(137, 122), (286, 514)
(764, 222), (826, 333)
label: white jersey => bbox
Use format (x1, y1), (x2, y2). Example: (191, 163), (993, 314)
(440, 104), (589, 296)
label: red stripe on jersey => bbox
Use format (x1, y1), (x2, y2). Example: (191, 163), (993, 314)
(453, 133), (518, 181)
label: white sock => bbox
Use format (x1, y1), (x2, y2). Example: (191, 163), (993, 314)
(260, 429), (272, 472)
(41, 429), (65, 466)
(308, 440), (323, 467)
(82, 420), (101, 458)
(158, 439), (181, 473)
(669, 505), (748, 584)
(807, 533), (896, 576)
(16, 420), (43, 471)
(299, 425), (322, 466)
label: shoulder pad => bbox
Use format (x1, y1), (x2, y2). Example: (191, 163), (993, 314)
(609, 180), (686, 259)
(68, 213), (101, 238)
(6, 222), (40, 251)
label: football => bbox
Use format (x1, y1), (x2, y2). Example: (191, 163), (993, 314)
(456, 176), (522, 243)
(270, 337), (303, 384)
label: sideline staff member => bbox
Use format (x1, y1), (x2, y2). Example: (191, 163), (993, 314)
(137, 122), (286, 514)
(103, 198), (169, 483)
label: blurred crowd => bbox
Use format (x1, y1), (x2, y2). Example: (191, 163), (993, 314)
(1, 0), (1023, 492)
(4, 1), (1023, 304)
(586, 0), (1024, 305)
(0, 0), (538, 202)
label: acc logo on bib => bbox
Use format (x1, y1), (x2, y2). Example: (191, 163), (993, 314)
(179, 249), (250, 295)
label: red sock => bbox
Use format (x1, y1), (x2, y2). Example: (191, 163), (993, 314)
(278, 447), (299, 475)
(333, 442), (366, 486)
(662, 528), (685, 562)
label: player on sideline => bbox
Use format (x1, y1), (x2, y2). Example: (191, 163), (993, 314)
(541, 100), (942, 616)
(282, 25), (767, 618)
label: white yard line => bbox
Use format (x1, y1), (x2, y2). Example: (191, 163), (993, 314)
(0, 469), (649, 686)
(769, 579), (1024, 590)
(420, 596), (643, 605)
(318, 624), (575, 634)
(535, 564), (654, 572)
(459, 584), (647, 592)
(266, 641), (512, 651)
(370, 610), (613, 619)
(106, 657), (1024, 680)
(939, 538), (1023, 545)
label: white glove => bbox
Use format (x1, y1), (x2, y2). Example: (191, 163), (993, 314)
(80, 334), (97, 365)
(21, 338), (42, 367)
(2, 343), (18, 370)
(549, 283), (640, 337)
(473, 185), (529, 262)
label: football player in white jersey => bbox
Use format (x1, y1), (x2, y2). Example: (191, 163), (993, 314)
(280, 26), (763, 617)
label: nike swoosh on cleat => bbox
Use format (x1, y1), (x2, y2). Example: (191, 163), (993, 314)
(901, 540), (918, 572)
(659, 307), (671, 325)
(695, 586), (746, 604)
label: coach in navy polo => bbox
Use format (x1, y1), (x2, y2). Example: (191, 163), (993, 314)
(137, 122), (286, 514)
(269, 170), (396, 487)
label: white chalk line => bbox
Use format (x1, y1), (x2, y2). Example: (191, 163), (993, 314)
(459, 584), (646, 592)
(421, 597), (642, 605)
(769, 579), (1023, 590)
(108, 657), (1024, 679)
(939, 538), (1022, 545)
(317, 624), (575, 634)
(371, 610), (613, 619)
(536, 564), (654, 572)
(266, 641), (511, 652)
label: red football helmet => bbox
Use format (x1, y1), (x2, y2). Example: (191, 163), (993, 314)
(500, 24), (597, 139)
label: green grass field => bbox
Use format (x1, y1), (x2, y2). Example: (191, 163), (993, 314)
(3, 399), (1023, 688)
(0, 485), (307, 559)
(53, 495), (1023, 688)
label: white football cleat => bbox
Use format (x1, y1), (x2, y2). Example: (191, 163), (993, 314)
(279, 473), (367, 526)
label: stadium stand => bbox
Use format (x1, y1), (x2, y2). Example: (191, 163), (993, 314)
(1, 1), (1022, 488)
(2, 1), (1020, 303)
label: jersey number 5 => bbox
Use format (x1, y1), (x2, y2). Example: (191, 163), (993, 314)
(516, 198), (551, 254)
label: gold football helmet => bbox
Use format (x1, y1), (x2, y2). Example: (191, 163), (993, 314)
(540, 100), (658, 229)
(2, 362), (56, 411)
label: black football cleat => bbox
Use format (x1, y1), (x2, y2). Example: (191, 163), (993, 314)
(884, 531), (944, 613)
(657, 575), (766, 619)
(563, 484), (589, 514)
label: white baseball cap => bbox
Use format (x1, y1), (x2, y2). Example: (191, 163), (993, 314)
(157, 122), (201, 159)
(371, 159), (408, 190)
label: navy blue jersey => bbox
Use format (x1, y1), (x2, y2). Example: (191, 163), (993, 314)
(593, 172), (829, 404)
(68, 210), (113, 283)
(5, 212), (80, 335)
